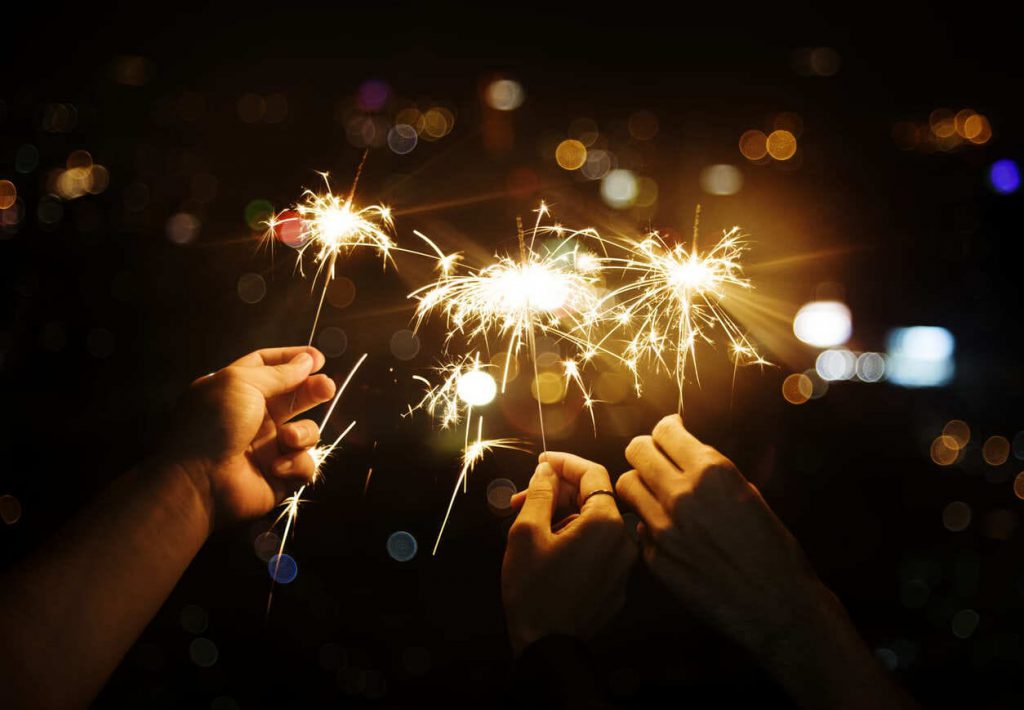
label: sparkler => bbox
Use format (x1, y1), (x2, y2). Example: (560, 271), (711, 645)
(409, 204), (605, 449)
(267, 353), (367, 610)
(595, 212), (766, 408)
(264, 167), (395, 347)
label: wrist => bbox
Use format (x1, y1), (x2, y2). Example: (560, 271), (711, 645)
(146, 455), (217, 538)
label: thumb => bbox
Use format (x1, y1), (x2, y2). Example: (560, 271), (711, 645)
(515, 463), (560, 533)
(246, 352), (315, 398)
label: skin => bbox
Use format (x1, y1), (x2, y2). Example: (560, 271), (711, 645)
(502, 452), (637, 656)
(616, 413), (917, 710)
(0, 346), (336, 710)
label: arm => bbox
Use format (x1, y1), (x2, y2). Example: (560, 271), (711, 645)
(616, 414), (916, 710)
(503, 453), (636, 708)
(0, 346), (336, 709)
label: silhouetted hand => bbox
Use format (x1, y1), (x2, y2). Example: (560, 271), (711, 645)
(163, 345), (337, 528)
(503, 452), (636, 655)
(617, 414), (915, 710)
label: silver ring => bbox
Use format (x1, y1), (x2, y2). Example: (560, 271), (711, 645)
(582, 489), (616, 505)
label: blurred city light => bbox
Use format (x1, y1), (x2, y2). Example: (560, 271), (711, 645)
(886, 326), (955, 387)
(600, 169), (638, 208)
(989, 159), (1020, 194)
(698, 164), (743, 196)
(485, 79), (524, 111)
(815, 349), (857, 381)
(456, 369), (497, 406)
(793, 300), (852, 348)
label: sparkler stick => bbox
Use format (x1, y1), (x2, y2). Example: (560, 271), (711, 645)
(431, 416), (527, 555)
(267, 353), (367, 610)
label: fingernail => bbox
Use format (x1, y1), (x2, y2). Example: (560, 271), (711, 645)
(292, 352), (312, 368)
(275, 459), (293, 474)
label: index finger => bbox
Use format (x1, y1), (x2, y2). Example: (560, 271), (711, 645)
(232, 346), (325, 371)
(540, 451), (616, 515)
(651, 414), (706, 471)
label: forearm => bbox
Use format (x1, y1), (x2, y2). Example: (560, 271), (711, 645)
(0, 461), (212, 709)
(760, 582), (916, 710)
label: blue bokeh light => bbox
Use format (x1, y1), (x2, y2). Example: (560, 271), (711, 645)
(886, 326), (955, 387)
(386, 531), (418, 562)
(989, 159), (1020, 195)
(267, 553), (298, 584)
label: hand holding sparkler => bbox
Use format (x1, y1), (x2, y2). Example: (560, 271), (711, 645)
(502, 452), (636, 656)
(164, 345), (337, 527)
(616, 415), (915, 710)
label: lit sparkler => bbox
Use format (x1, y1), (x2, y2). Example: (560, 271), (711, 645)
(268, 353), (367, 609)
(264, 168), (395, 346)
(596, 215), (766, 407)
(409, 204), (605, 449)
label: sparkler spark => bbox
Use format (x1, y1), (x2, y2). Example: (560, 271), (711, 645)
(409, 205), (606, 449)
(267, 353), (367, 610)
(431, 416), (527, 555)
(264, 170), (395, 346)
(596, 217), (767, 406)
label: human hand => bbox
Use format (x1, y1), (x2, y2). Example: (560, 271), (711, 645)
(502, 452), (636, 655)
(617, 414), (916, 709)
(616, 414), (825, 655)
(162, 346), (337, 529)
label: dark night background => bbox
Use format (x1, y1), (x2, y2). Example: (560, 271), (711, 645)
(2, 2), (1023, 707)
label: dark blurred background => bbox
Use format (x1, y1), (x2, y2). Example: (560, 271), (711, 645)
(2, 2), (1023, 707)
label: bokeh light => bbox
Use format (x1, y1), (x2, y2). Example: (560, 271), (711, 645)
(782, 373), (813, 404)
(268, 553), (298, 584)
(456, 369), (497, 406)
(236, 273), (266, 304)
(390, 329), (421, 360)
(793, 300), (852, 348)
(982, 435), (1010, 466)
(486, 478), (517, 512)
(555, 139), (587, 170)
(386, 531), (418, 562)
(988, 159), (1020, 195)
(951, 609), (980, 639)
(531, 372), (565, 404)
(317, 327), (348, 358)
(941, 420), (970, 449)
(388, 124), (418, 154)
(357, 80), (391, 112)
(600, 169), (638, 208)
(738, 130), (768, 160)
(698, 164), (743, 196)
(485, 79), (524, 111)
(942, 501), (972, 532)
(930, 436), (959, 466)
(886, 326), (955, 388)
(0, 494), (22, 525)
(766, 130), (798, 160)
(855, 352), (886, 382)
(0, 180), (17, 210)
(815, 349), (856, 381)
(1013, 472), (1024, 501)
(189, 637), (219, 667)
(627, 111), (659, 140)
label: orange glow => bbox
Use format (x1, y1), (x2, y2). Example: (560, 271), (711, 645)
(739, 130), (768, 160)
(929, 109), (956, 138)
(930, 435), (959, 466)
(555, 139), (587, 170)
(1014, 472), (1024, 501)
(0, 180), (16, 210)
(954, 109), (976, 137)
(782, 373), (812, 404)
(963, 114), (991, 144)
(942, 420), (970, 449)
(982, 436), (1010, 466)
(766, 130), (797, 160)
